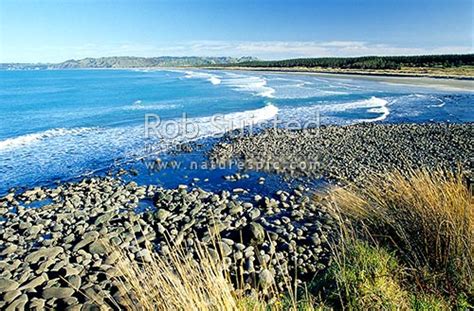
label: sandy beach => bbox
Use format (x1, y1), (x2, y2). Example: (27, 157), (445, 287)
(208, 67), (474, 92)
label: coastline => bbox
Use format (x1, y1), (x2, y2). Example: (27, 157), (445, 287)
(206, 66), (474, 80)
(203, 66), (474, 91)
(139, 65), (474, 91)
(210, 122), (473, 183)
(1, 122), (473, 309)
(4, 66), (473, 91)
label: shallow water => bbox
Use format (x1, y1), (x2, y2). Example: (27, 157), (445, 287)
(0, 69), (473, 194)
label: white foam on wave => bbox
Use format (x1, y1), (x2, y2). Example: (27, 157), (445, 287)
(131, 69), (154, 73)
(407, 94), (446, 108)
(281, 96), (390, 123)
(0, 127), (99, 151)
(189, 103), (279, 137)
(427, 99), (446, 108)
(184, 70), (276, 98)
(429, 102), (446, 108)
(363, 97), (390, 122)
(271, 77), (314, 87)
(333, 96), (390, 122)
(216, 103), (279, 128)
(312, 96), (390, 122)
(184, 71), (222, 85)
(146, 104), (279, 146)
(265, 76), (355, 99)
(426, 96), (446, 108)
(221, 74), (275, 98)
(208, 76), (221, 85)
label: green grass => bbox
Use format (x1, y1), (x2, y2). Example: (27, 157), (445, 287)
(102, 167), (472, 310)
(329, 238), (409, 310)
(326, 167), (473, 310)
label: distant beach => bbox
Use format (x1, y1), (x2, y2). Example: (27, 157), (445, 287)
(207, 66), (474, 91)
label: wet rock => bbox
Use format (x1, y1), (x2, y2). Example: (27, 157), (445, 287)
(248, 208), (261, 220)
(217, 242), (232, 257)
(29, 298), (46, 310)
(94, 213), (114, 225)
(0, 170), (340, 306)
(67, 275), (82, 289)
(0, 244), (18, 256)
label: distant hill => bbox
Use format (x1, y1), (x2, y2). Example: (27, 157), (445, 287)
(0, 56), (258, 70)
(2, 55), (473, 75)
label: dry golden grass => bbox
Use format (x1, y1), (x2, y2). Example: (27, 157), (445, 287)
(327, 167), (473, 296)
(110, 241), (245, 310)
(95, 167), (472, 310)
(103, 235), (315, 311)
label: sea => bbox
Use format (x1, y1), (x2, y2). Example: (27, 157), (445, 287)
(0, 69), (473, 196)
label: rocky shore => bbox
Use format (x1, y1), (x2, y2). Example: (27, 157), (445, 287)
(0, 176), (336, 310)
(1, 122), (472, 310)
(210, 123), (473, 184)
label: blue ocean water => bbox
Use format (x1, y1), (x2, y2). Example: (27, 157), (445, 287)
(0, 69), (473, 194)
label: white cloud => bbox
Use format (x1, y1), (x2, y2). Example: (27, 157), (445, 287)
(197, 41), (473, 59)
(3, 40), (473, 63)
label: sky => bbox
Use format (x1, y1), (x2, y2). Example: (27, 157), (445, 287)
(0, 0), (472, 63)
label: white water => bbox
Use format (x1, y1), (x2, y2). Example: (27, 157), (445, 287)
(184, 71), (222, 85)
(145, 103), (279, 144)
(221, 74), (276, 98)
(0, 127), (99, 151)
(279, 96), (391, 124)
(184, 70), (276, 98)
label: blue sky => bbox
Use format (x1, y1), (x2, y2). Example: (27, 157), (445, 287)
(0, 0), (472, 62)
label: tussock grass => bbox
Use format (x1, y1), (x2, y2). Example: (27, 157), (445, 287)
(327, 167), (473, 307)
(110, 241), (246, 310)
(106, 237), (316, 310)
(101, 167), (472, 310)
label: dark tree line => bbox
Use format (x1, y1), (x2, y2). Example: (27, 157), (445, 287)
(230, 54), (474, 70)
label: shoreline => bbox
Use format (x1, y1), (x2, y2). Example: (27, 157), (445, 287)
(4, 66), (473, 91)
(205, 66), (474, 80)
(1, 122), (472, 309)
(204, 66), (474, 91)
(210, 122), (473, 183)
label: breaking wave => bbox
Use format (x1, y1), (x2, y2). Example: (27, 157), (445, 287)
(183, 70), (276, 98)
(280, 96), (390, 123)
(0, 127), (99, 151)
(221, 74), (275, 98)
(184, 71), (222, 85)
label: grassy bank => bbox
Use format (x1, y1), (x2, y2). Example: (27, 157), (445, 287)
(107, 168), (473, 310)
(327, 168), (473, 309)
